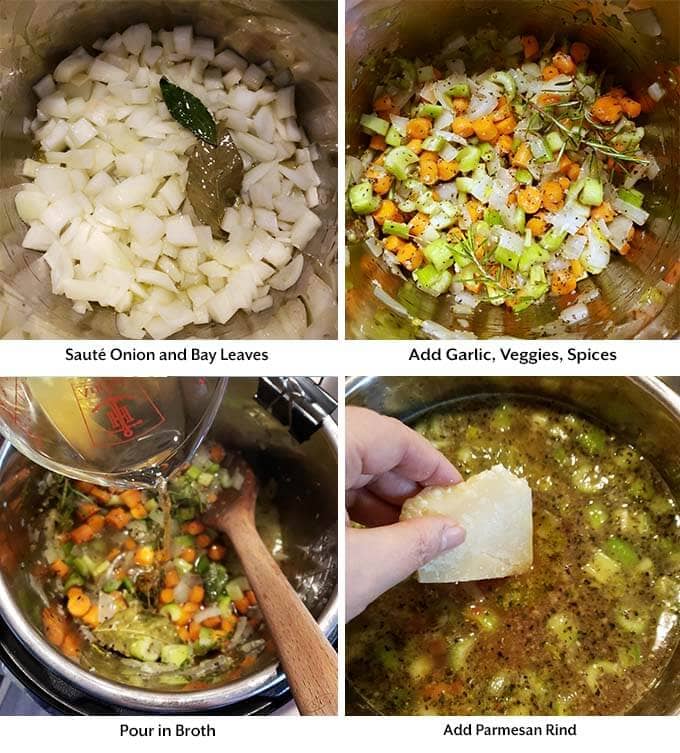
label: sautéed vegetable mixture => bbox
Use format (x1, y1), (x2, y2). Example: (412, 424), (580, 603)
(347, 398), (680, 715)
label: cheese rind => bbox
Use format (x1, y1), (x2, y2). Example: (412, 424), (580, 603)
(400, 464), (533, 583)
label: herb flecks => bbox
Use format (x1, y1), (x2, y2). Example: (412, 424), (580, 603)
(160, 77), (217, 146)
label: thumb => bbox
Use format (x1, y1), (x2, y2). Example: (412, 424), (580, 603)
(346, 517), (465, 621)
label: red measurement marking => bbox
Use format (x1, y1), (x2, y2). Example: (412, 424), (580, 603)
(71, 379), (166, 448)
(0, 379), (43, 444)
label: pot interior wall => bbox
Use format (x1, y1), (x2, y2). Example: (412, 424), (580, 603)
(346, 0), (679, 340)
(0, 0), (337, 338)
(346, 375), (680, 713)
(0, 377), (337, 707)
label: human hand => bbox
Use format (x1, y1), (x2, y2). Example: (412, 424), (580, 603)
(345, 407), (465, 621)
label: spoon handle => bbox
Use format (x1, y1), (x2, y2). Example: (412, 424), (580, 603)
(224, 512), (337, 716)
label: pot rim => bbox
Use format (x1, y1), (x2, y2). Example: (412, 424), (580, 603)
(0, 418), (338, 712)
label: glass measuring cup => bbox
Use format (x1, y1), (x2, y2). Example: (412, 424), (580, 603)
(0, 377), (227, 488)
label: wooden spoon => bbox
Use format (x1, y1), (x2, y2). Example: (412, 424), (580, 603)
(202, 458), (337, 715)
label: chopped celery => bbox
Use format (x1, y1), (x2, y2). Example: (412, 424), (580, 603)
(470, 607), (499, 632)
(629, 477), (654, 500)
(194, 554), (210, 575)
(408, 654), (434, 680)
(186, 465), (201, 480)
(102, 578), (121, 593)
(457, 145), (481, 173)
(576, 426), (607, 455)
(218, 595), (233, 617)
(518, 243), (549, 274)
(586, 504), (608, 530)
(580, 177), (603, 206)
(447, 82), (471, 98)
(479, 142), (494, 162)
(92, 559), (110, 578)
(455, 176), (476, 193)
(197, 472), (214, 487)
(349, 182), (380, 215)
(384, 146), (419, 180)
(424, 237), (455, 270)
(515, 168), (533, 185)
(360, 113), (389, 135)
(546, 131), (564, 152)
(547, 612), (579, 644)
(603, 537), (639, 568)
(383, 220), (410, 239)
(422, 134), (445, 153)
(64, 572), (84, 590)
(385, 125), (402, 147)
(174, 534), (195, 549)
(585, 661), (620, 693)
(161, 644), (192, 667)
(540, 228), (567, 252)
(583, 550), (621, 584)
(175, 558), (193, 576)
(615, 606), (648, 634)
(513, 206), (526, 233)
(417, 65), (435, 83)
(414, 265), (453, 296)
(418, 103), (444, 118)
(198, 627), (217, 649)
(226, 581), (245, 601)
(375, 641), (399, 670)
(617, 187), (644, 208)
(130, 637), (161, 662)
(448, 635), (476, 671)
(484, 208), (503, 226)
(160, 603), (182, 622)
(74, 555), (95, 578)
(490, 70), (516, 99)
(494, 245), (520, 271)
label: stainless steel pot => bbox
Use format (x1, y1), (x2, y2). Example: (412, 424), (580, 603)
(0, 0), (337, 339)
(345, 375), (680, 714)
(346, 0), (679, 340)
(0, 377), (338, 712)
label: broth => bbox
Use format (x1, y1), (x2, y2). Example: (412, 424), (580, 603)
(347, 397), (680, 715)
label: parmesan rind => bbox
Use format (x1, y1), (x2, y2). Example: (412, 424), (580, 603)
(400, 464), (533, 583)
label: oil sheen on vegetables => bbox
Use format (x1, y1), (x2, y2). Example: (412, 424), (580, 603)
(347, 398), (680, 715)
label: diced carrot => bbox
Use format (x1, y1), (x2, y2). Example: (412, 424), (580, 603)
(42, 606), (67, 647)
(406, 138), (423, 154)
(591, 201), (615, 222)
(558, 176), (570, 191)
(164, 568), (180, 588)
(241, 655), (257, 670)
(67, 590), (91, 618)
(567, 163), (581, 181)
(89, 487), (111, 503)
(202, 616), (222, 629)
(408, 212), (430, 236)
(245, 590), (257, 606)
(495, 116), (516, 136)
(123, 536), (137, 551)
(70, 523), (94, 544)
(512, 143), (532, 168)
(87, 514), (105, 534)
(183, 520), (205, 536)
(621, 97), (642, 118)
(591, 95), (622, 124)
(369, 133), (387, 151)
(74, 481), (95, 495)
(421, 680), (464, 701)
(160, 588), (175, 604)
(189, 585), (205, 604)
(552, 51), (576, 75)
(181, 547), (196, 564)
(419, 153), (438, 185)
(517, 186), (542, 214)
(542, 64), (559, 81)
(451, 97), (469, 113)
(383, 235), (405, 252)
(134, 545), (155, 567)
(189, 620), (202, 641)
(496, 134), (513, 154)
(619, 241), (631, 256)
(541, 181), (564, 212)
(105, 507), (131, 530)
(209, 443), (226, 463)
(526, 217), (547, 236)
(50, 559), (70, 579)
(570, 41), (590, 64)
(551, 268), (577, 295)
(81, 605), (99, 628)
(571, 259), (584, 277)
(558, 155), (572, 174)
(437, 160), (459, 182)
(129, 504), (147, 520)
(196, 533), (212, 549)
(234, 597), (250, 615)
(372, 199), (401, 226)
(537, 92), (562, 106)
(177, 626), (191, 641)
(471, 116), (498, 142)
(396, 243), (424, 272)
(208, 544), (226, 561)
(406, 117), (432, 140)
(491, 96), (511, 122)
(663, 260), (680, 285)
(466, 199), (483, 222)
(371, 173), (393, 195)
(221, 615), (238, 634)
(451, 116), (474, 138)
(61, 631), (80, 658)
(521, 34), (540, 61)
(120, 489), (143, 508)
(76, 502), (100, 521)
(372, 94), (393, 114)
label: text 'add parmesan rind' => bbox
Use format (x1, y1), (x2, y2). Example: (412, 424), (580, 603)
(400, 464), (533, 583)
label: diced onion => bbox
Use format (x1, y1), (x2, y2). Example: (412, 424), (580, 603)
(560, 303), (589, 324)
(612, 198), (649, 226)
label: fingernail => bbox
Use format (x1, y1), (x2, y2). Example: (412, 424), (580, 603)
(441, 524), (465, 551)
